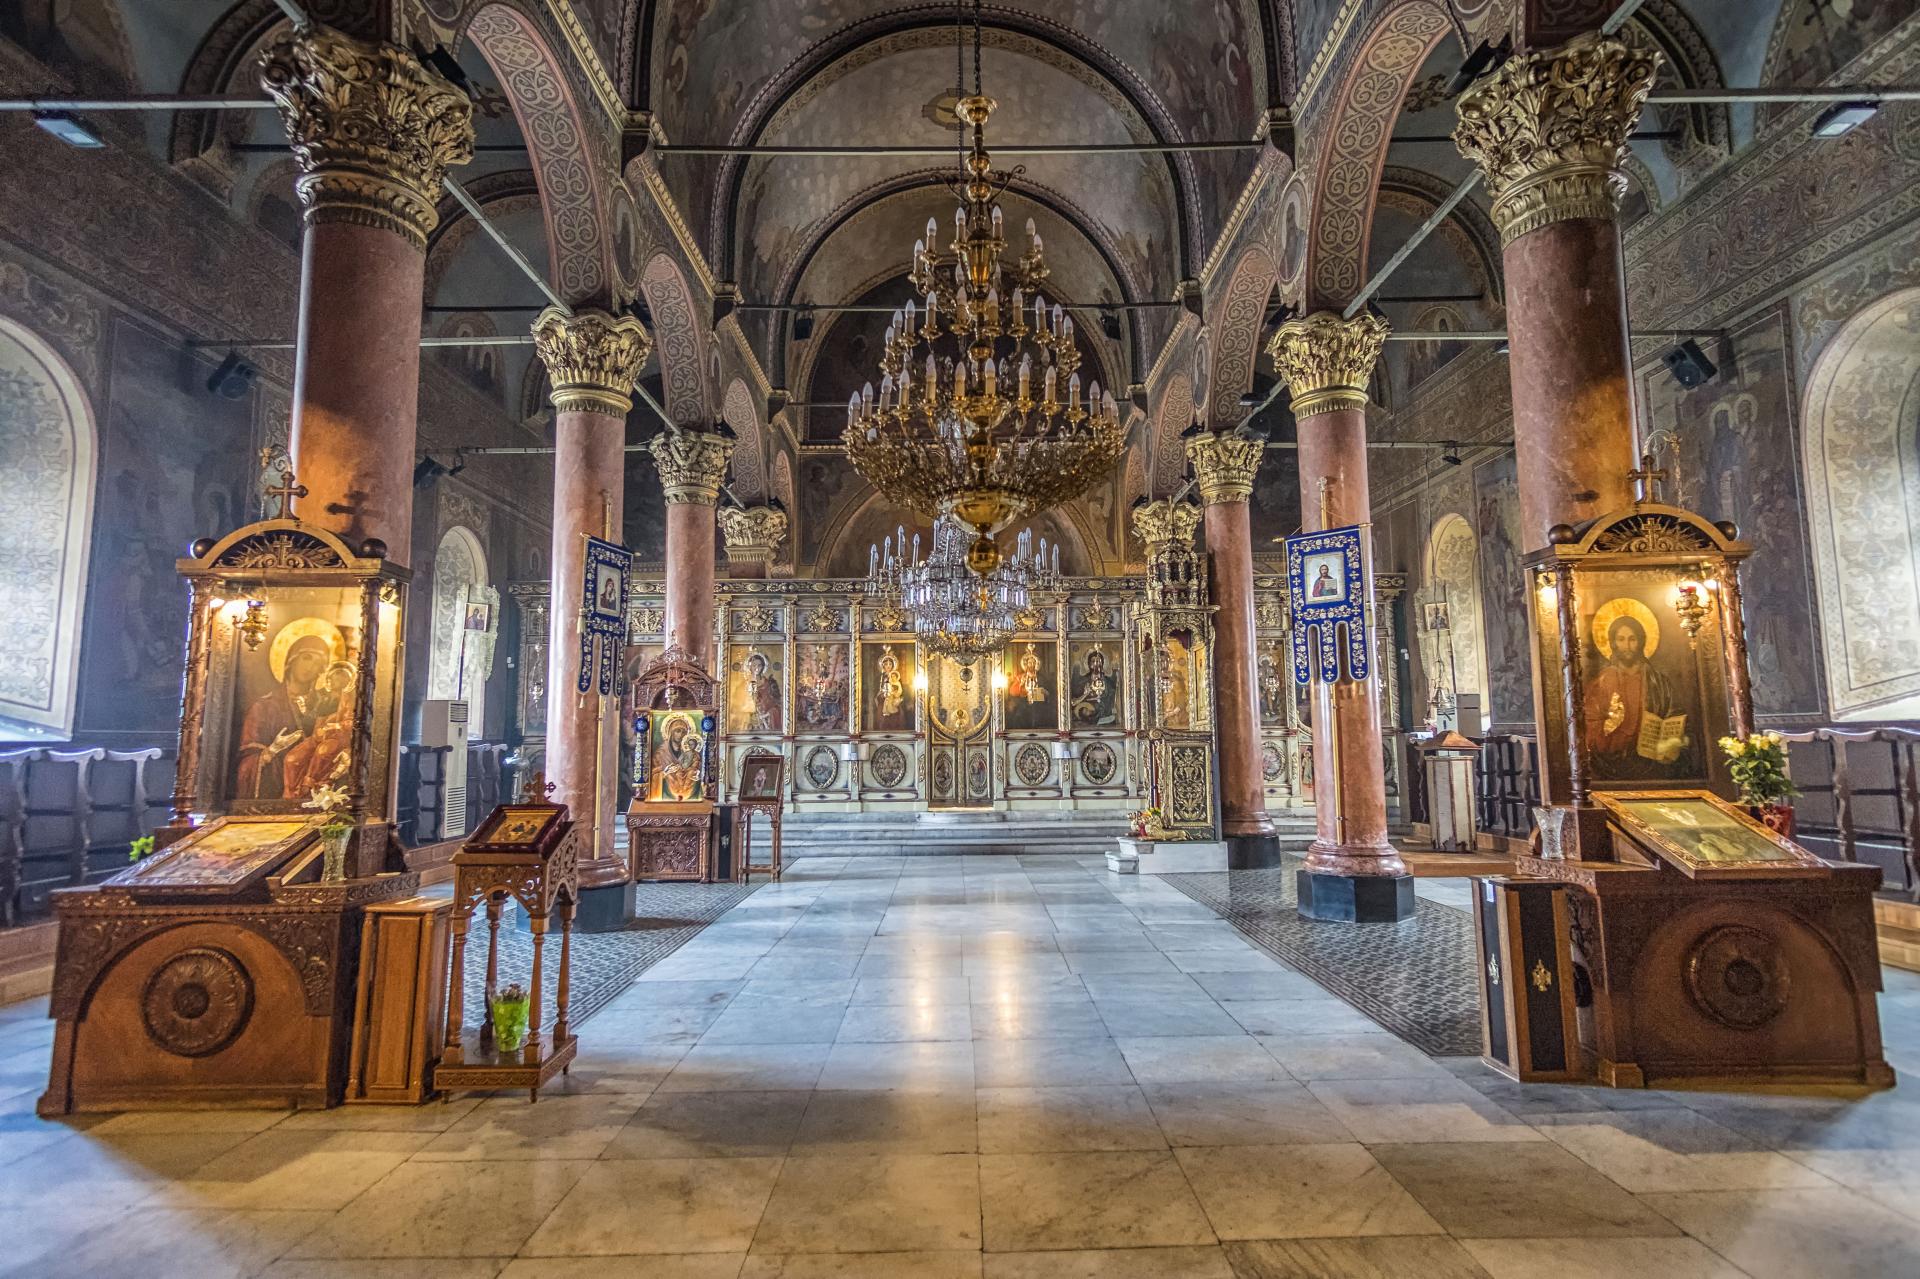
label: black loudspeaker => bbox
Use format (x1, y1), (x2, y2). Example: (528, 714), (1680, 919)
(1663, 339), (1718, 389)
(206, 350), (257, 399)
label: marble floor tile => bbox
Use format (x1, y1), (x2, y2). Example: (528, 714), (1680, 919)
(1165, 949), (1284, 974)
(1063, 949), (1179, 974)
(816, 1039), (975, 1092)
(1782, 1145), (1920, 1220)
(848, 976), (973, 1005)
(1094, 1000), (1246, 1039)
(738, 1251), (982, 1278)
(1222, 1236), (1492, 1279)
(791, 1089), (978, 1155)
(976, 1085), (1166, 1153)
(977, 1149), (1216, 1251)
(1188, 969), (1331, 1002)
(520, 1157), (781, 1256)
(1460, 1236), (1747, 1279)
(982, 1245), (1235, 1278)
(969, 999), (1110, 1041)
(1371, 1142), (1682, 1238)
(1142, 1081), (1353, 1147)
(968, 971), (1089, 1005)
(583, 1004), (728, 1044)
(1114, 1035), (1291, 1084)
(1177, 1143), (1443, 1240)
(1077, 972), (1206, 1001)
(970, 1036), (1136, 1088)
(1224, 998), (1387, 1038)
(604, 1090), (811, 1159)
(175, 1129), (436, 1211)
(11, 1206), (329, 1279)
(271, 1097), (487, 1131)
(291, 1160), (593, 1257)
(753, 1154), (982, 1253)
(599, 980), (743, 1009)
(732, 978), (860, 1005)
(415, 1094), (643, 1162)
(500, 1258), (741, 1278)
(1639, 1187), (1920, 1279)
(268, 1260), (509, 1278)
(542, 1042), (683, 1095)
(1306, 1076), (1546, 1143)
(657, 1041), (832, 1093)
(1264, 1033), (1448, 1081)
(699, 998), (849, 1045)
(835, 1002), (971, 1043)
(1532, 1108), (1836, 1192)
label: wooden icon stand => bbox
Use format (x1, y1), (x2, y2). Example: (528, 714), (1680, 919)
(436, 788), (579, 1100)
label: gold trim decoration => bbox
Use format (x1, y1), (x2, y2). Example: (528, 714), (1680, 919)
(1266, 311), (1389, 417)
(259, 25), (475, 249)
(1453, 32), (1662, 246)
(1186, 432), (1265, 505)
(1131, 499), (1202, 554)
(718, 505), (789, 565)
(649, 430), (733, 505)
(530, 307), (651, 416)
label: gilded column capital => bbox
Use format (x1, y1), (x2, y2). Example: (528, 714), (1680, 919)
(1186, 432), (1265, 505)
(1266, 311), (1389, 418)
(650, 429), (734, 505)
(718, 505), (788, 563)
(531, 307), (651, 416)
(1453, 32), (1661, 245)
(259, 24), (475, 249)
(1131, 499), (1202, 554)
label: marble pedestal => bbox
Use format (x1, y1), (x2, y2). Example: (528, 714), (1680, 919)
(1110, 838), (1229, 874)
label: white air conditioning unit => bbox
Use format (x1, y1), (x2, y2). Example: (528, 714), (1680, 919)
(419, 699), (471, 839)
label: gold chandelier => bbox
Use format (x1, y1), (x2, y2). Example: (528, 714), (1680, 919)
(842, 7), (1124, 575)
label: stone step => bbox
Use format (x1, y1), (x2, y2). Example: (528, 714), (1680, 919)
(1875, 896), (1920, 973)
(775, 809), (1318, 858)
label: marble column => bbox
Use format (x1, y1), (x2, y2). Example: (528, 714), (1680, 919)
(260, 25), (473, 562)
(1454, 32), (1660, 551)
(719, 505), (789, 580)
(651, 431), (734, 666)
(1269, 311), (1412, 922)
(532, 307), (651, 927)
(1187, 432), (1277, 867)
(1456, 33), (1659, 818)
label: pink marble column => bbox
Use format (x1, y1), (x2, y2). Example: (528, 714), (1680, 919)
(260, 25), (473, 562)
(1188, 433), (1277, 865)
(652, 431), (735, 667)
(531, 309), (651, 918)
(1270, 311), (1411, 921)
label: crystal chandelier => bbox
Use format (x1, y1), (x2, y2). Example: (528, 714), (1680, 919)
(867, 515), (1060, 660)
(842, 2), (1124, 576)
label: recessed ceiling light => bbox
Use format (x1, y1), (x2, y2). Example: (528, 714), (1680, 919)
(1812, 101), (1878, 138)
(32, 110), (104, 148)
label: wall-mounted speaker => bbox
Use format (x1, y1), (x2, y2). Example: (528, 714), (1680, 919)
(1662, 339), (1718, 389)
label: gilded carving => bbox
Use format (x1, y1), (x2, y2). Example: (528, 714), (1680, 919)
(1131, 499), (1203, 554)
(803, 601), (843, 634)
(649, 430), (733, 505)
(259, 25), (476, 249)
(1454, 32), (1662, 245)
(219, 531), (348, 570)
(1186, 432), (1265, 504)
(530, 307), (651, 416)
(1267, 311), (1390, 417)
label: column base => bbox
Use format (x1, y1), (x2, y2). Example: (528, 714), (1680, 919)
(1296, 867), (1415, 923)
(1226, 833), (1281, 870)
(572, 880), (636, 932)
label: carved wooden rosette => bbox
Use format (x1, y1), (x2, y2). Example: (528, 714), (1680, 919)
(1453, 32), (1662, 245)
(650, 430), (734, 505)
(718, 505), (790, 567)
(530, 307), (652, 417)
(1266, 311), (1390, 418)
(1186, 433), (1265, 505)
(259, 24), (475, 249)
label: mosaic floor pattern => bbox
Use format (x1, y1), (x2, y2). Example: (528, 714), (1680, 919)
(1160, 861), (1483, 1056)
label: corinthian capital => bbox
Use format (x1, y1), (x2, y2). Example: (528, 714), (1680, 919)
(1453, 32), (1661, 245)
(650, 430), (734, 505)
(531, 307), (651, 416)
(718, 505), (789, 562)
(1266, 311), (1389, 418)
(1131, 499), (1202, 554)
(1186, 432), (1265, 505)
(259, 25), (475, 248)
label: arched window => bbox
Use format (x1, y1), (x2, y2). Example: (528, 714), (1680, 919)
(0, 319), (97, 740)
(1802, 289), (1920, 720)
(426, 525), (499, 735)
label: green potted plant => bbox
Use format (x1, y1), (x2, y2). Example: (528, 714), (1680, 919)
(127, 834), (155, 863)
(302, 783), (355, 880)
(490, 982), (531, 1053)
(1719, 730), (1798, 837)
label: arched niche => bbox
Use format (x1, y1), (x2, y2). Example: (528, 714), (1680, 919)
(426, 524), (499, 734)
(1421, 510), (1488, 730)
(1801, 288), (1920, 721)
(0, 318), (98, 739)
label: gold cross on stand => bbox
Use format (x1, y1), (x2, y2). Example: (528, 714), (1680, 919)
(1627, 452), (1668, 504)
(263, 459), (308, 521)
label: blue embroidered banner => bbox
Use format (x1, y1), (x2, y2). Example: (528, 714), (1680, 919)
(577, 535), (631, 695)
(1285, 525), (1370, 686)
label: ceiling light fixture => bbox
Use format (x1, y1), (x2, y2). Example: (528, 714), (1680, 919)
(1811, 100), (1878, 137)
(842, 0), (1124, 576)
(32, 109), (104, 148)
